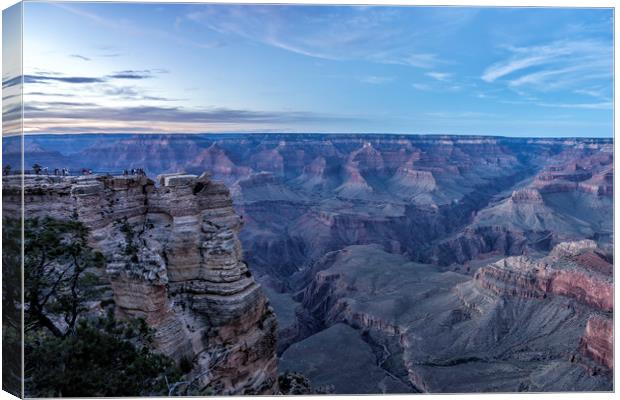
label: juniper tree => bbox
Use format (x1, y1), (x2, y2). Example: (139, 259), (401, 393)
(23, 217), (105, 337)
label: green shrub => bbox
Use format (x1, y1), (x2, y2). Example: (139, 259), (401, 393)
(25, 313), (182, 397)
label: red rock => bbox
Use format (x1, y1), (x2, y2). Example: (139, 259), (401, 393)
(250, 148), (284, 176)
(188, 144), (251, 182)
(549, 270), (612, 312)
(475, 242), (613, 313)
(580, 316), (613, 369)
(572, 251), (613, 276)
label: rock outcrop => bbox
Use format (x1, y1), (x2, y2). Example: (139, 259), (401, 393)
(510, 188), (544, 203)
(187, 144), (252, 184)
(389, 165), (437, 197)
(533, 150), (613, 197)
(474, 241), (613, 313)
(580, 316), (613, 369)
(3, 172), (278, 395)
(473, 241), (613, 371)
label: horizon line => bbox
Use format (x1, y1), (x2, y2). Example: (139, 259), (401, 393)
(3, 132), (613, 141)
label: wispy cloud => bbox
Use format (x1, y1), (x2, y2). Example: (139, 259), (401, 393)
(501, 98), (612, 110)
(108, 70), (153, 80)
(573, 87), (609, 99)
(481, 39), (612, 94)
(53, 2), (220, 49)
(411, 83), (432, 91)
(21, 72), (160, 87)
(26, 91), (75, 97)
(535, 101), (612, 110)
(20, 66), (184, 131)
(185, 5), (475, 68)
(24, 104), (358, 124)
(482, 54), (552, 83)
(70, 54), (91, 61)
(23, 70), (171, 99)
(25, 74), (105, 84)
(28, 100), (100, 108)
(411, 81), (462, 93)
(425, 111), (500, 119)
(22, 102), (365, 134)
(402, 54), (440, 69)
(359, 75), (394, 84)
(425, 71), (452, 81)
(99, 84), (179, 101)
(507, 62), (610, 92)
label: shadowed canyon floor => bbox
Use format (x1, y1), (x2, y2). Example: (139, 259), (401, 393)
(6, 133), (613, 393)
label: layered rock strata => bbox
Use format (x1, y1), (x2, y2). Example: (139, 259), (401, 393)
(474, 240), (612, 312)
(3, 172), (278, 395)
(474, 240), (613, 370)
(281, 243), (613, 392)
(580, 316), (613, 369)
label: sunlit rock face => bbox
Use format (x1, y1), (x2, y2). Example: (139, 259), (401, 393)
(4, 172), (278, 395)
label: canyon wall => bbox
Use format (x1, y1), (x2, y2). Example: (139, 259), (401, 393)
(281, 242), (613, 393)
(3, 172), (278, 395)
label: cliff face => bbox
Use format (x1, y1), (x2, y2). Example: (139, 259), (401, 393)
(580, 316), (613, 369)
(4, 172), (278, 395)
(473, 240), (613, 370)
(474, 240), (613, 313)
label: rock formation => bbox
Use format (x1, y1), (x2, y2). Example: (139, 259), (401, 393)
(473, 241), (613, 371)
(510, 188), (544, 203)
(3, 172), (278, 395)
(474, 240), (612, 312)
(580, 316), (613, 369)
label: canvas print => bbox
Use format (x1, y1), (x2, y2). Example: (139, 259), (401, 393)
(1, 1), (614, 397)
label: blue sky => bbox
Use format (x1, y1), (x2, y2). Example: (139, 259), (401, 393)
(10, 2), (614, 136)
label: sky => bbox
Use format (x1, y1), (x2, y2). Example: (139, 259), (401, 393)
(3, 2), (614, 137)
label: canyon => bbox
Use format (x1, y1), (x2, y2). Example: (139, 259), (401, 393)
(4, 133), (613, 393)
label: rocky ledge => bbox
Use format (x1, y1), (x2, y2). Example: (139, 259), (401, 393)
(474, 240), (612, 312)
(3, 172), (278, 395)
